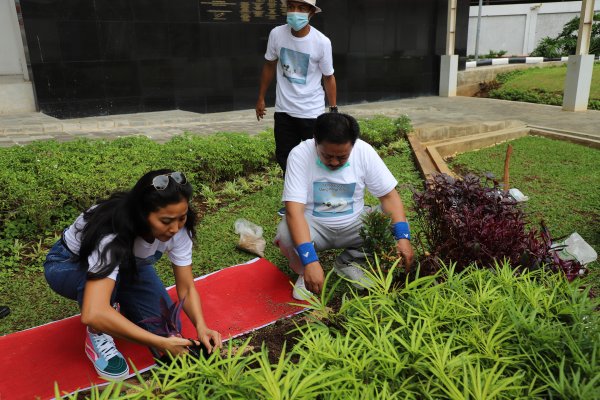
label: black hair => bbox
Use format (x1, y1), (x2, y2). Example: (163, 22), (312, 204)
(77, 169), (197, 280)
(314, 113), (360, 145)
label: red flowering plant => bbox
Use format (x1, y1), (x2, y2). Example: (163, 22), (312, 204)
(412, 173), (583, 279)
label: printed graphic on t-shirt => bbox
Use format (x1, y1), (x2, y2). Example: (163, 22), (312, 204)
(313, 182), (356, 217)
(280, 47), (309, 84)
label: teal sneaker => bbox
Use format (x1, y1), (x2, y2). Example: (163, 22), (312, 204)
(85, 327), (129, 380)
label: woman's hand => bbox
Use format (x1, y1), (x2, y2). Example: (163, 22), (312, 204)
(197, 327), (222, 353)
(159, 335), (195, 357)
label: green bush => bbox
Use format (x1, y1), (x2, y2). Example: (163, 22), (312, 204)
(489, 87), (600, 110)
(531, 13), (600, 58)
(0, 133), (275, 271)
(359, 115), (412, 148)
(489, 87), (564, 106)
(67, 261), (600, 399)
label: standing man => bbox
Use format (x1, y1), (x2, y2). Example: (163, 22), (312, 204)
(256, 0), (337, 214)
(275, 113), (414, 300)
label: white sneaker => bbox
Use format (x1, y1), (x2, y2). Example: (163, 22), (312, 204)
(333, 259), (373, 289)
(292, 275), (314, 300)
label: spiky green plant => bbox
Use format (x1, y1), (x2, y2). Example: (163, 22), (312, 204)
(61, 259), (599, 400)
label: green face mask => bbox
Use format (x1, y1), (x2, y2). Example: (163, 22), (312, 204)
(316, 158), (350, 171)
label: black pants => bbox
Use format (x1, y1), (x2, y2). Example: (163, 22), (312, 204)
(274, 112), (317, 173)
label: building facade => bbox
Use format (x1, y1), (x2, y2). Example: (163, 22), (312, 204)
(4, 0), (469, 118)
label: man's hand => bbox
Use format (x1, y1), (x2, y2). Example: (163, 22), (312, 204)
(255, 98), (266, 121)
(396, 239), (414, 271)
(303, 261), (325, 294)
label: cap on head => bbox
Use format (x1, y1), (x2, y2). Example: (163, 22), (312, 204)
(282, 0), (322, 13)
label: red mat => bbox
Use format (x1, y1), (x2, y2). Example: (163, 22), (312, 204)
(0, 258), (305, 400)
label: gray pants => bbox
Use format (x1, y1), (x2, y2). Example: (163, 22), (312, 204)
(274, 209), (373, 275)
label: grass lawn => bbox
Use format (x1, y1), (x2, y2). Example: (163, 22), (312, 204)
(448, 135), (600, 288)
(500, 64), (600, 98)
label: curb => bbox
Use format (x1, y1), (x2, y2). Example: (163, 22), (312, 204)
(465, 56), (600, 69)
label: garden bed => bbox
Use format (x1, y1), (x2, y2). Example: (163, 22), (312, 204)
(1, 117), (598, 399)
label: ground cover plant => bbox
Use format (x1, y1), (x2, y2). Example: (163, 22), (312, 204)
(487, 64), (600, 110)
(448, 135), (600, 289)
(60, 261), (600, 399)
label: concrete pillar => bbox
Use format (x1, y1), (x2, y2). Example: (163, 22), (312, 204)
(563, 55), (595, 111)
(562, 0), (595, 111)
(439, 55), (459, 97)
(440, 0), (458, 98)
(523, 4), (541, 55)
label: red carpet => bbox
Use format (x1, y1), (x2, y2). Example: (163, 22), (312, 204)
(0, 258), (305, 400)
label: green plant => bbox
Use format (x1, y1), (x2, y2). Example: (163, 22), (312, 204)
(359, 115), (412, 148)
(59, 260), (600, 399)
(531, 13), (600, 58)
(358, 210), (399, 270)
(412, 173), (575, 276)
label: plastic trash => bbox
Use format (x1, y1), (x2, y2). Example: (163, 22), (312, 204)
(509, 188), (529, 202)
(552, 232), (598, 266)
(234, 218), (266, 258)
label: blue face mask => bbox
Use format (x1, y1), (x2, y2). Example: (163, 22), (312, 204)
(316, 158), (350, 171)
(287, 12), (310, 31)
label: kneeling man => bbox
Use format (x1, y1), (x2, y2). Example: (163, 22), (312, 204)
(275, 112), (414, 299)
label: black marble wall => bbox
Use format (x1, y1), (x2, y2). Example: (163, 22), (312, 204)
(20, 0), (469, 119)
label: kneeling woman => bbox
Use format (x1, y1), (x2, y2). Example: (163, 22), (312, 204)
(44, 169), (222, 380)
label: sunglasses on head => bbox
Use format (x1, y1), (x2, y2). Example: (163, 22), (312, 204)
(151, 171), (187, 191)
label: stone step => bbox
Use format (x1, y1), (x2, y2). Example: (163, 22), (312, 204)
(429, 126), (530, 158)
(528, 125), (600, 149)
(414, 119), (525, 143)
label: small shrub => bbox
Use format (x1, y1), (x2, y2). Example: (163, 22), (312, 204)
(412, 173), (576, 276)
(359, 210), (399, 269)
(489, 87), (563, 107)
(531, 13), (600, 58)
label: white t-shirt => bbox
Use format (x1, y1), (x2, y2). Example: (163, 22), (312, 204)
(265, 24), (334, 119)
(283, 139), (398, 228)
(63, 212), (193, 281)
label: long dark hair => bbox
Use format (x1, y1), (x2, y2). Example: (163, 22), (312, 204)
(77, 169), (197, 279)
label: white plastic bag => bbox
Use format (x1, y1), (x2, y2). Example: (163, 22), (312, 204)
(552, 232), (598, 266)
(234, 218), (266, 258)
(509, 188), (529, 202)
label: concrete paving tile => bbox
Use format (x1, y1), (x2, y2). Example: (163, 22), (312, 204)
(79, 121), (100, 131)
(96, 120), (116, 130)
(3, 127), (23, 133)
(62, 122), (82, 132)
(114, 120), (131, 127)
(42, 123), (64, 132)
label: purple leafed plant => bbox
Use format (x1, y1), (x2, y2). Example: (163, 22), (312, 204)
(412, 173), (583, 279)
(141, 297), (210, 360)
(141, 297), (185, 338)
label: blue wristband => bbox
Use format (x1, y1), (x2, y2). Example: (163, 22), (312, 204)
(393, 221), (411, 241)
(296, 242), (319, 266)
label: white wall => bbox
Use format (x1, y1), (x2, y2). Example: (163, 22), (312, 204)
(468, 1), (600, 57)
(0, 0), (26, 75)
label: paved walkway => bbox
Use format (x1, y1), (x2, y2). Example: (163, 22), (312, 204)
(0, 96), (599, 147)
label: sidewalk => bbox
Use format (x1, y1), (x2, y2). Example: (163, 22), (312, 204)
(0, 96), (599, 147)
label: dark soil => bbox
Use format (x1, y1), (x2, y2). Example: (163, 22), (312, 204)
(244, 294), (344, 364)
(474, 80), (501, 98)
